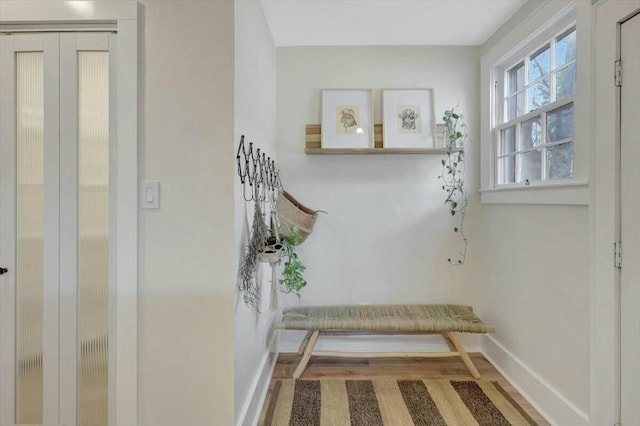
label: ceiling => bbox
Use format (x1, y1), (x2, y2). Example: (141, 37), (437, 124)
(260, 0), (527, 47)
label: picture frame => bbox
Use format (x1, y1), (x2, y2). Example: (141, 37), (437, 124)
(321, 89), (374, 149)
(382, 88), (436, 148)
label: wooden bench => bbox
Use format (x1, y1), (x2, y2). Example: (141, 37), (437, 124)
(278, 304), (495, 379)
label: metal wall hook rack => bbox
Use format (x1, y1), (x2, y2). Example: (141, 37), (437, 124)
(236, 135), (281, 202)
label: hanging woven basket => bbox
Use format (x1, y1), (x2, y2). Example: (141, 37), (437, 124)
(276, 191), (319, 245)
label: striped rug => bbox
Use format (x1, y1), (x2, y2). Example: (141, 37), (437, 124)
(262, 379), (538, 426)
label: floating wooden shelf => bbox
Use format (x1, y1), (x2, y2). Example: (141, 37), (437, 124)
(305, 124), (451, 155)
(305, 147), (452, 155)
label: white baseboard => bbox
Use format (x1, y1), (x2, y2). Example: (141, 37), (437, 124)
(236, 336), (279, 426)
(481, 335), (589, 426)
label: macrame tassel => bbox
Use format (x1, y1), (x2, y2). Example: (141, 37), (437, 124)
(269, 262), (278, 311)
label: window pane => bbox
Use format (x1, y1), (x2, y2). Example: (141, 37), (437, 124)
(500, 126), (516, 155)
(556, 63), (576, 99)
(498, 155), (516, 184)
(527, 77), (551, 112)
(529, 45), (550, 81)
(521, 116), (542, 150)
(16, 51), (44, 425)
(517, 150), (541, 183)
(547, 103), (574, 143)
(507, 62), (525, 95)
(547, 142), (574, 180)
(78, 51), (109, 426)
(556, 29), (576, 68)
(506, 93), (525, 121)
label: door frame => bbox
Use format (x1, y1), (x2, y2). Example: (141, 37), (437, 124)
(0, 3), (138, 426)
(619, 13), (640, 425)
(593, 1), (640, 425)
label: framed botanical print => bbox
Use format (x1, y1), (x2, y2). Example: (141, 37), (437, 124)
(321, 89), (374, 149)
(382, 88), (436, 148)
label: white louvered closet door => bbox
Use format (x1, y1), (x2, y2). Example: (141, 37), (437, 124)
(0, 32), (115, 426)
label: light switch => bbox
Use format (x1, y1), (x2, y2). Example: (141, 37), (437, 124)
(142, 181), (159, 209)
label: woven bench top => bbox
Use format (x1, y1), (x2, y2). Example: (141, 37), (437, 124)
(279, 304), (495, 333)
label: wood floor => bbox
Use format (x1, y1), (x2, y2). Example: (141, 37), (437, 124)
(259, 352), (549, 425)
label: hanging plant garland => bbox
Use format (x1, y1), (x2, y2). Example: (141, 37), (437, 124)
(438, 108), (468, 265)
(238, 198), (269, 309)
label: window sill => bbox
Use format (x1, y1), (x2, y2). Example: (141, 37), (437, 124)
(479, 180), (589, 205)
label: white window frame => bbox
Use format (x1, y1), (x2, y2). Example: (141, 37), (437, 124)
(480, 1), (590, 205)
(496, 26), (576, 186)
(496, 97), (576, 185)
(0, 3), (138, 426)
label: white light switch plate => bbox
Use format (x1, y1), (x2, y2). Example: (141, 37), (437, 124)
(142, 181), (159, 209)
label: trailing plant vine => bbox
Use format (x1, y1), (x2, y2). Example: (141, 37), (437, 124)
(438, 108), (468, 265)
(279, 226), (307, 296)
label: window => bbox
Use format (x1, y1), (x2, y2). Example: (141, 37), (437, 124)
(495, 27), (576, 186)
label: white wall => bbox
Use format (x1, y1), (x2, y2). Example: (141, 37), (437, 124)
(234, 1), (278, 425)
(472, 205), (590, 419)
(137, 2), (235, 425)
(275, 46), (482, 352)
(474, 1), (591, 422)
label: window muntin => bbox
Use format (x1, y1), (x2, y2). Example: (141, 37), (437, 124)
(496, 27), (576, 185)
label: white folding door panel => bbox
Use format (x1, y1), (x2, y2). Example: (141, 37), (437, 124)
(0, 33), (60, 425)
(60, 33), (112, 426)
(620, 12), (640, 426)
(0, 32), (113, 426)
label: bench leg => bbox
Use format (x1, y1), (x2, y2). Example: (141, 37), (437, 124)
(293, 330), (319, 379)
(298, 330), (314, 355)
(445, 332), (481, 379)
(441, 332), (457, 352)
